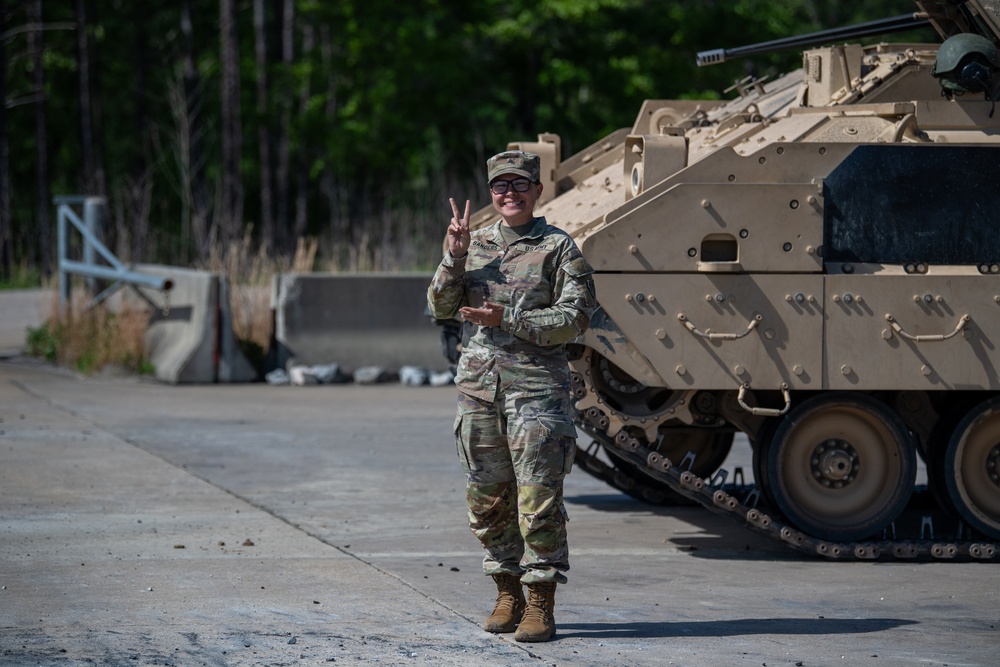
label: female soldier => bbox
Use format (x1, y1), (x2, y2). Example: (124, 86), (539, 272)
(427, 150), (596, 642)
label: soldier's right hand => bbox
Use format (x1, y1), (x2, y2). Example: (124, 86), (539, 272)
(448, 198), (471, 258)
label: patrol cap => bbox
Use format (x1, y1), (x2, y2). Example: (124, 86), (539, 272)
(487, 150), (541, 183)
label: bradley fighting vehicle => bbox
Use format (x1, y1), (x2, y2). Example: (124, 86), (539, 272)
(444, 0), (1000, 560)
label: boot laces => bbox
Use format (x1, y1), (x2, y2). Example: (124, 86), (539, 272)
(522, 585), (554, 622)
(492, 576), (522, 615)
(493, 590), (518, 615)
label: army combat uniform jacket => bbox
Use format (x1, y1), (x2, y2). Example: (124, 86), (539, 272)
(427, 216), (597, 401)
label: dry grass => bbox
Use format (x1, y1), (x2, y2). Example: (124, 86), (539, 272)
(27, 291), (152, 375)
(198, 230), (319, 355)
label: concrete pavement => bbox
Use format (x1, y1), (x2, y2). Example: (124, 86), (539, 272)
(1, 358), (996, 666)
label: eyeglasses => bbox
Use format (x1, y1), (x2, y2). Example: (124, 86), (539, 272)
(489, 178), (533, 195)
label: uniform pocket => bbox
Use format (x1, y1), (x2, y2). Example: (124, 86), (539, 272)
(535, 414), (578, 475)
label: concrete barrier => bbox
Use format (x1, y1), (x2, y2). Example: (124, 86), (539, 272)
(271, 272), (446, 374)
(0, 288), (50, 358)
(133, 264), (257, 384)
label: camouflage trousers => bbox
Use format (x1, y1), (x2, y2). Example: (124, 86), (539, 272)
(453, 391), (577, 584)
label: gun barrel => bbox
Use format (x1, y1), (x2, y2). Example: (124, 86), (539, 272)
(696, 13), (930, 67)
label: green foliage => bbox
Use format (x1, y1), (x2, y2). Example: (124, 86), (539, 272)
(26, 322), (60, 362)
(0, 261), (41, 290)
(4, 0), (939, 271)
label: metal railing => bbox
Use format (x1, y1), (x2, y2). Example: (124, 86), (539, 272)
(55, 195), (172, 311)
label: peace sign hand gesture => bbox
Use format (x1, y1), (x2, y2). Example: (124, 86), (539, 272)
(447, 197), (471, 258)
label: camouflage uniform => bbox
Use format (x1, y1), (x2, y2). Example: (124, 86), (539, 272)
(427, 216), (596, 584)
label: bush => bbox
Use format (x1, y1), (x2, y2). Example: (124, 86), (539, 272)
(25, 322), (60, 362)
(25, 299), (154, 376)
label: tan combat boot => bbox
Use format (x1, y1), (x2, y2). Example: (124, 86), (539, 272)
(514, 582), (556, 642)
(483, 573), (525, 633)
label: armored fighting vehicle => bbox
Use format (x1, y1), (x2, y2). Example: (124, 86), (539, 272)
(448, 0), (1000, 560)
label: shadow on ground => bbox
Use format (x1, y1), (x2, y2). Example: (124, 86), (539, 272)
(556, 616), (919, 639)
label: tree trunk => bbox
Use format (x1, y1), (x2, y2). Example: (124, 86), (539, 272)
(87, 0), (106, 197)
(253, 0), (274, 252)
(317, 23), (346, 264)
(180, 0), (212, 261)
(273, 0), (294, 254)
(74, 0), (103, 196)
(293, 20), (313, 244)
(127, 4), (151, 262)
(0, 3), (10, 281)
(29, 0), (52, 278)
(219, 0), (243, 243)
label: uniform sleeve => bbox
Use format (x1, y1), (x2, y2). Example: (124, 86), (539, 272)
(500, 249), (596, 346)
(426, 250), (468, 320)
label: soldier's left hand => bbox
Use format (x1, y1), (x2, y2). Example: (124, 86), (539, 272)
(459, 301), (504, 327)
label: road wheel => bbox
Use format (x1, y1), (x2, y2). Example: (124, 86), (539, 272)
(764, 393), (915, 541)
(940, 397), (1000, 540)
